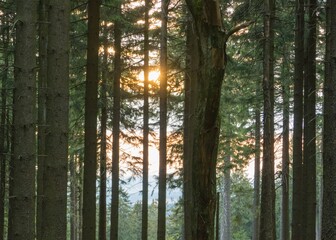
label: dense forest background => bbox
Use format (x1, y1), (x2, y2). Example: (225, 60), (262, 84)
(0, 0), (335, 239)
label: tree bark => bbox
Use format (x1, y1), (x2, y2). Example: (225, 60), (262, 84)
(41, 0), (70, 239)
(82, 0), (100, 239)
(99, 24), (108, 240)
(302, 0), (317, 238)
(281, 55), (290, 240)
(291, 0), (304, 239)
(259, 0), (276, 239)
(183, 15), (198, 240)
(142, 0), (150, 239)
(0, 12), (9, 240)
(252, 82), (261, 240)
(110, 3), (122, 239)
(8, 0), (38, 239)
(36, 0), (48, 238)
(322, 0), (336, 238)
(157, 0), (168, 238)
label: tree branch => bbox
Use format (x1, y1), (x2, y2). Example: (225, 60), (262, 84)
(225, 21), (254, 40)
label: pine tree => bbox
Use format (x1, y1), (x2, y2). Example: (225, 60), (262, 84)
(8, 0), (38, 239)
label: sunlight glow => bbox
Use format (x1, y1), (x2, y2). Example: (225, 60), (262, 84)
(138, 69), (160, 82)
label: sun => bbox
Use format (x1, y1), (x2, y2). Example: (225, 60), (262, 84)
(138, 69), (160, 82)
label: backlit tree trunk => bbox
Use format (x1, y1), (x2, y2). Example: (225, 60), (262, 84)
(259, 0), (276, 239)
(110, 3), (122, 239)
(157, 0), (168, 238)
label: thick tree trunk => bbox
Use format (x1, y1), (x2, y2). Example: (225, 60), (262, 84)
(142, 0), (150, 239)
(110, 4), (122, 239)
(99, 25), (108, 240)
(82, 0), (100, 239)
(291, 0), (304, 239)
(322, 0), (336, 238)
(303, 0), (317, 239)
(41, 0), (70, 239)
(36, 0), (48, 239)
(157, 0), (168, 239)
(259, 0), (276, 239)
(8, 0), (38, 239)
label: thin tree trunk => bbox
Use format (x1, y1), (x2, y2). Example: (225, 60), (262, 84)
(221, 155), (231, 240)
(252, 84), (261, 240)
(142, 0), (150, 239)
(259, 0), (276, 239)
(157, 0), (168, 238)
(82, 0), (100, 239)
(99, 24), (108, 240)
(291, 0), (304, 239)
(110, 4), (122, 239)
(322, 0), (336, 238)
(70, 154), (77, 240)
(8, 0), (38, 239)
(41, 0), (70, 238)
(36, 0), (48, 238)
(281, 56), (290, 240)
(0, 14), (9, 240)
(302, 0), (317, 238)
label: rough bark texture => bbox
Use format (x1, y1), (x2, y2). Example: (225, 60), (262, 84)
(40, 0), (70, 239)
(142, 0), (150, 239)
(99, 25), (108, 240)
(7, 0), (38, 239)
(82, 0), (100, 239)
(302, 0), (317, 238)
(183, 16), (198, 240)
(110, 4), (122, 239)
(184, 1), (227, 238)
(291, 0), (304, 239)
(157, 0), (168, 239)
(36, 0), (48, 238)
(259, 0), (276, 239)
(322, 0), (336, 238)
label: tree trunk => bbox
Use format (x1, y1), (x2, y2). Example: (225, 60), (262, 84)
(157, 0), (168, 239)
(252, 82), (261, 240)
(281, 55), (290, 240)
(7, 0), (38, 239)
(36, 0), (48, 238)
(221, 155), (231, 240)
(142, 0), (150, 239)
(41, 0), (70, 238)
(0, 13), (9, 240)
(99, 24), (108, 240)
(183, 16), (198, 240)
(70, 154), (77, 240)
(291, 0), (304, 239)
(259, 0), (276, 239)
(302, 0), (317, 238)
(82, 0), (100, 239)
(322, 0), (336, 238)
(110, 3), (122, 239)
